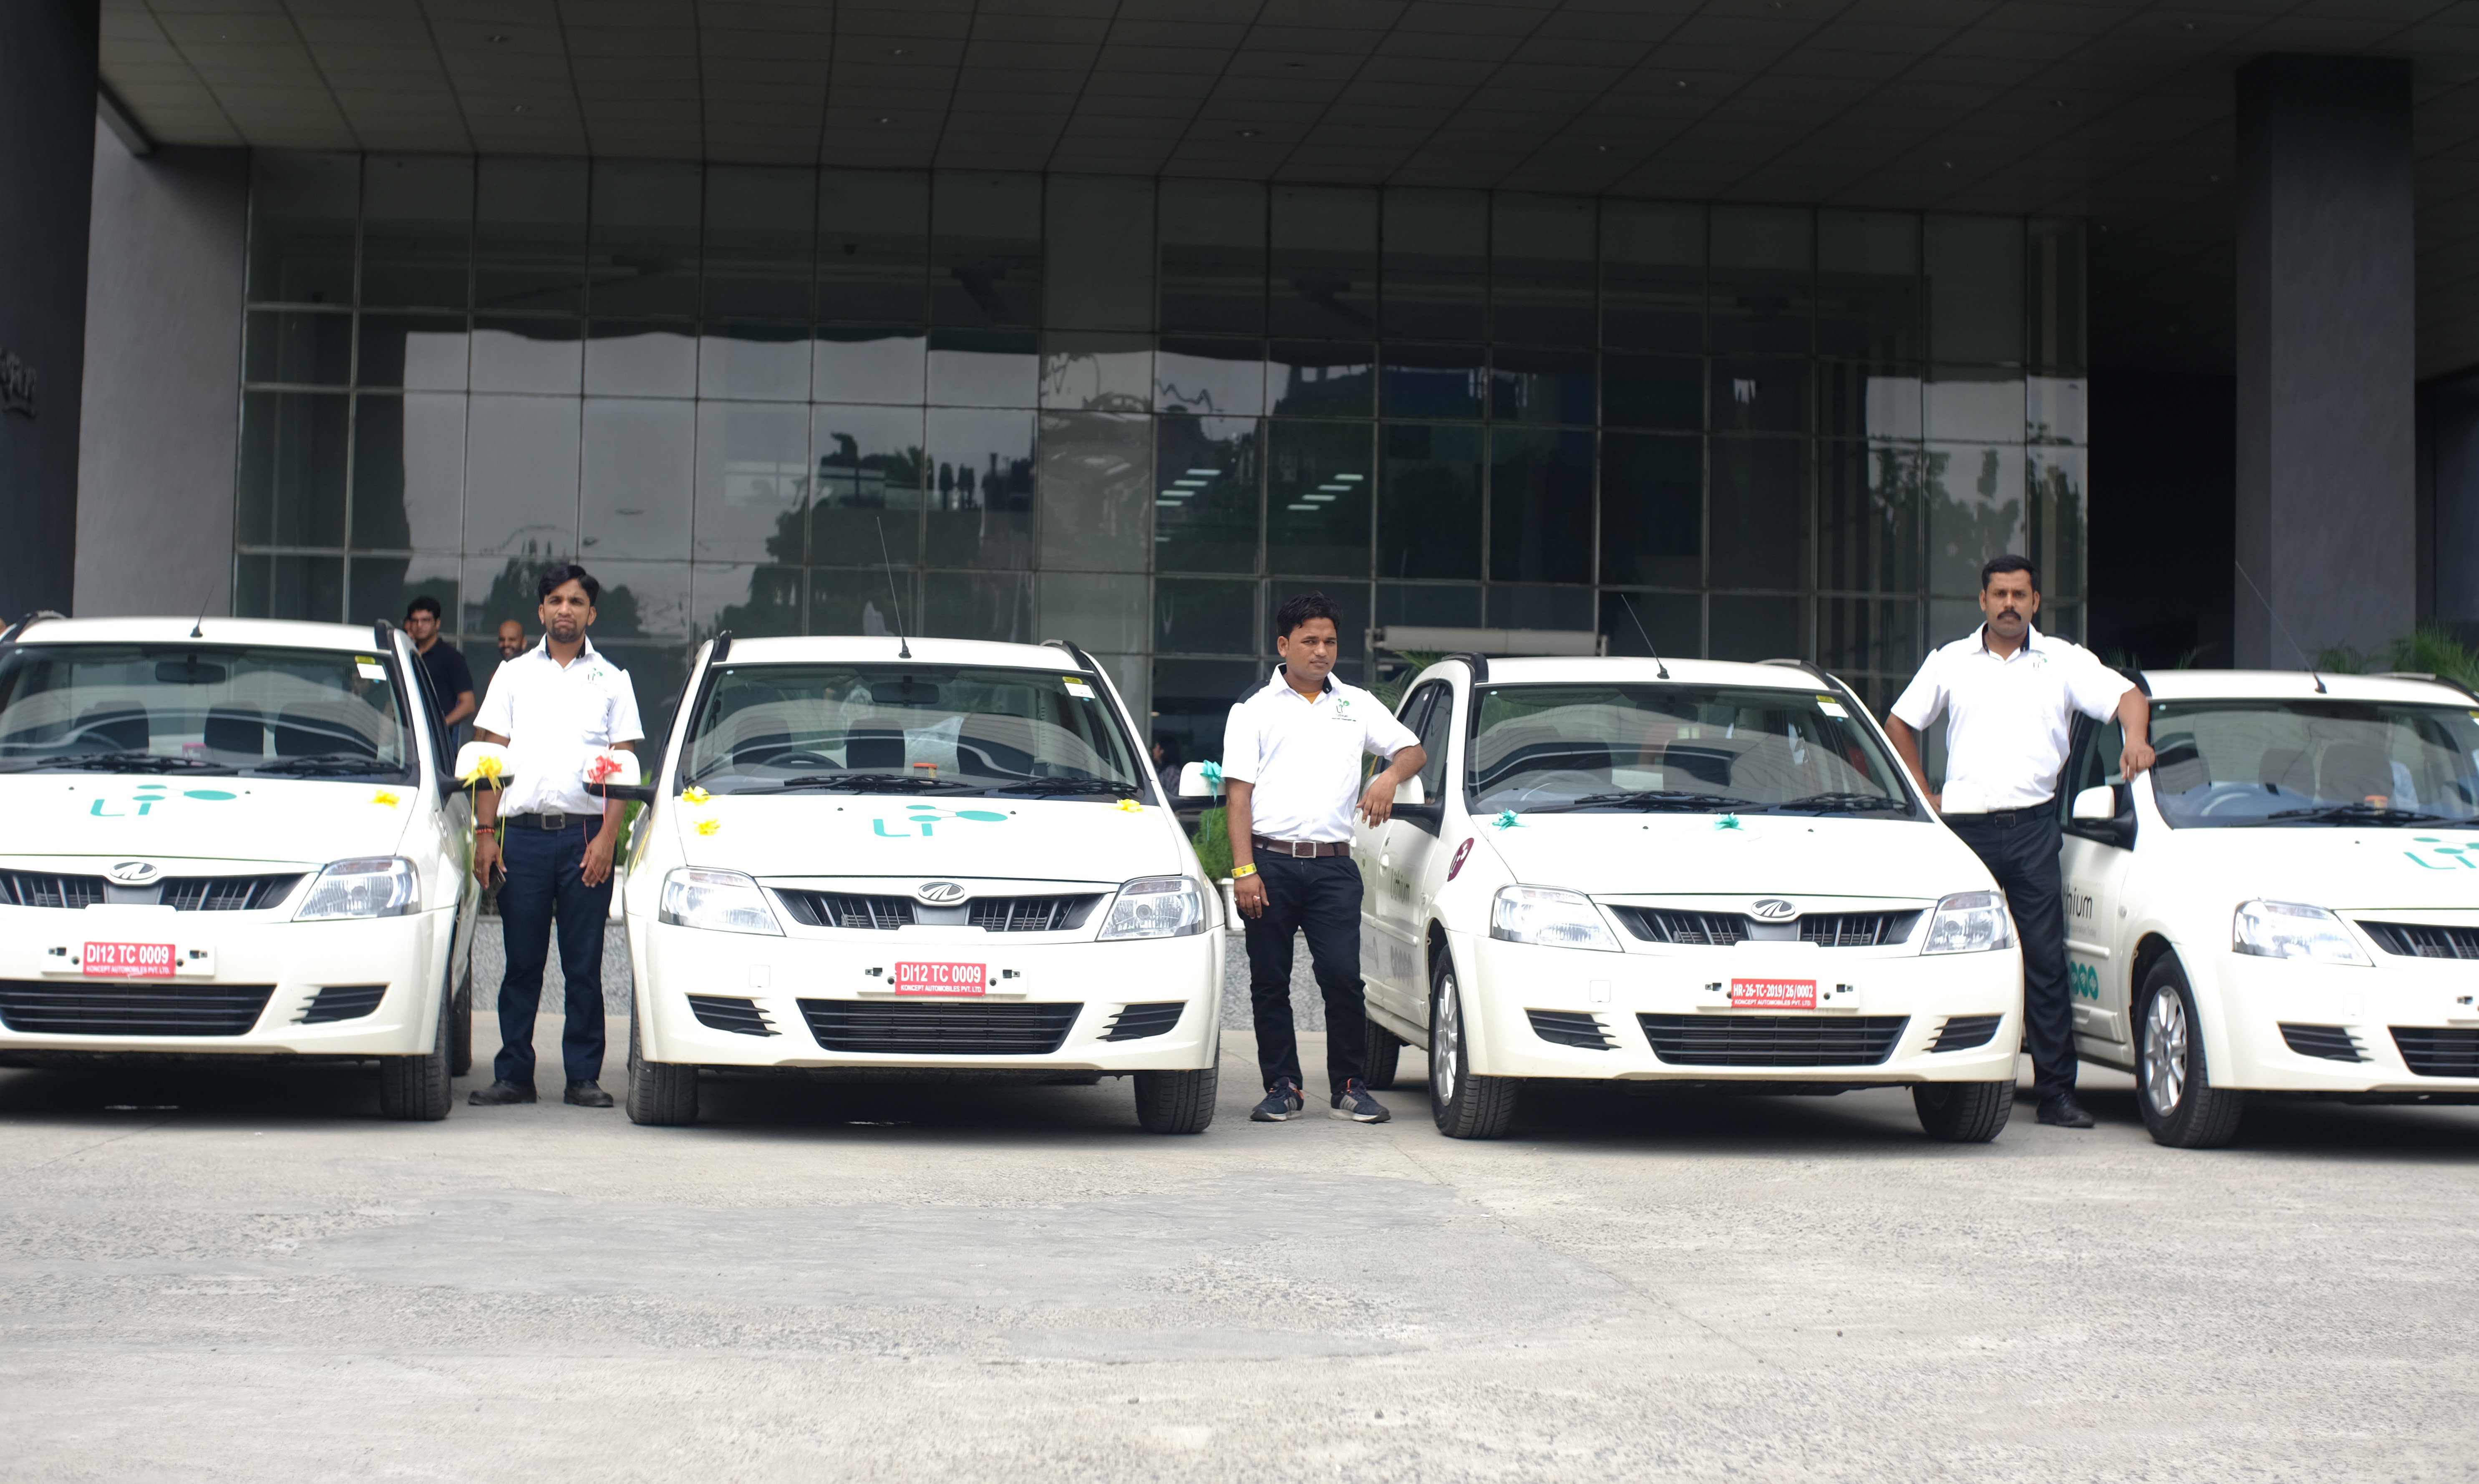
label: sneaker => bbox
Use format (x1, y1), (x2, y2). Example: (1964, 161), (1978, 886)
(1249, 1078), (1305, 1121)
(1330, 1079), (1391, 1123)
(2036, 1092), (2096, 1129)
(466, 1079), (536, 1106)
(564, 1080), (615, 1108)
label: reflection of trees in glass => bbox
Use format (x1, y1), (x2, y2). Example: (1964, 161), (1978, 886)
(816, 430), (923, 512)
(706, 567), (804, 639)
(475, 542), (644, 640)
(1922, 445), (2023, 593)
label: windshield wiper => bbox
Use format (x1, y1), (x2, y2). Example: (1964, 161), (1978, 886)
(988, 778), (1142, 797)
(250, 753), (389, 776)
(2250, 802), (2457, 827)
(767, 772), (975, 794)
(1526, 789), (1748, 814)
(28, 751), (234, 775)
(1768, 791), (1911, 815)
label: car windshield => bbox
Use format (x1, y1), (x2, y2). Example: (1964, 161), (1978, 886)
(0, 642), (415, 779)
(1467, 682), (1915, 815)
(2146, 697), (2479, 827)
(678, 662), (1149, 799)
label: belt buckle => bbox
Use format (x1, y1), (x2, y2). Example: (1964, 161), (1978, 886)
(542, 811), (567, 831)
(1287, 839), (1312, 858)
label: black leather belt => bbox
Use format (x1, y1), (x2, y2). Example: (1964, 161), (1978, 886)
(501, 811), (578, 831)
(1252, 835), (1351, 859)
(1941, 797), (2055, 827)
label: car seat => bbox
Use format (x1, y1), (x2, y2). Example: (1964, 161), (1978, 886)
(275, 706), (375, 758)
(203, 706), (265, 758)
(76, 706), (149, 752)
(2316, 743), (2395, 804)
(846, 729), (904, 769)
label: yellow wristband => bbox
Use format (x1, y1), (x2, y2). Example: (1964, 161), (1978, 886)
(1232, 863), (1257, 878)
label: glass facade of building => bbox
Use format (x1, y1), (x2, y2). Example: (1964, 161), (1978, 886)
(234, 153), (2085, 755)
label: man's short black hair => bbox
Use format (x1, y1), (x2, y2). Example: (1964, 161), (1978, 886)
(1274, 590), (1341, 640)
(404, 595), (443, 621)
(538, 563), (600, 603)
(1980, 554), (2038, 592)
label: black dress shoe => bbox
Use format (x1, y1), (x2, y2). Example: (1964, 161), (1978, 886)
(467, 1080), (537, 1106)
(2036, 1093), (2096, 1129)
(564, 1080), (615, 1108)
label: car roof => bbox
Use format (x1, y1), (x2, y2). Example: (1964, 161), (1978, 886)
(710, 635), (1085, 670)
(1425, 655), (1833, 690)
(5, 616), (390, 653)
(2139, 668), (2478, 706)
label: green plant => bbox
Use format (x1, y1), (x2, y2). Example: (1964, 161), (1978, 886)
(1190, 805), (1234, 881)
(2385, 624), (2479, 689)
(1369, 649), (1445, 711)
(2311, 643), (2368, 674)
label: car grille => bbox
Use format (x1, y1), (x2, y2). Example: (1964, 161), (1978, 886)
(2390, 1026), (2479, 1077)
(1925, 1013), (2003, 1052)
(0, 980), (275, 1036)
(776, 891), (916, 929)
(2359, 921), (2479, 960)
(2279, 1023), (2366, 1062)
(162, 874), (303, 912)
(0, 872), (106, 909)
(687, 994), (777, 1036)
(1101, 1002), (1185, 1041)
(297, 984), (385, 1024)
(1800, 912), (1921, 947)
(1609, 907), (1917, 947)
(1638, 1013), (1910, 1067)
(775, 889), (1104, 932)
(1527, 1009), (1616, 1049)
(799, 1000), (1083, 1055)
(971, 894), (1105, 932)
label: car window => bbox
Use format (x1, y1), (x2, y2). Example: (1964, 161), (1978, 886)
(1411, 683), (1452, 799)
(2147, 697), (2479, 827)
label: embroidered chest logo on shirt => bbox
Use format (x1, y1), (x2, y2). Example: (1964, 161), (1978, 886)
(1333, 696), (1354, 718)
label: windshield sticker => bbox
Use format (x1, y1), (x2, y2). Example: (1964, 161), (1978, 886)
(1816, 695), (1849, 718)
(1447, 837), (1474, 880)
(87, 782), (240, 816)
(874, 803), (1010, 838)
(356, 662), (388, 681)
(2405, 836), (2478, 870)
(1063, 678), (1096, 699)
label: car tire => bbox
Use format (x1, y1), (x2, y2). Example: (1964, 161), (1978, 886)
(448, 955), (474, 1079)
(2135, 956), (2244, 1148)
(1912, 1079), (2014, 1142)
(378, 980), (452, 1121)
(1133, 1066), (1218, 1134)
(1362, 1014), (1403, 1090)
(1429, 954), (1517, 1139)
(625, 1000), (700, 1127)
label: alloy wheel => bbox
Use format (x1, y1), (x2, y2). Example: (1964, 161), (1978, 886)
(2142, 985), (2188, 1114)
(1433, 972), (1461, 1106)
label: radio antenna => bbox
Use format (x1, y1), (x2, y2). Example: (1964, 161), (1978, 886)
(876, 517), (912, 660)
(2234, 559), (2323, 693)
(1618, 595), (1669, 680)
(189, 582), (213, 639)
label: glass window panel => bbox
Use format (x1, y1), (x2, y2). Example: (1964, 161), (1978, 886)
(581, 559), (693, 640)
(1038, 411), (1150, 573)
(1816, 211), (1920, 361)
(1269, 341), (1374, 417)
(349, 554), (459, 631)
(1156, 576), (1257, 653)
(1710, 593), (1805, 662)
(471, 317), (582, 394)
(702, 164), (816, 322)
(247, 153), (357, 306)
(1818, 361), (1921, 440)
(588, 161), (702, 319)
(1817, 440), (1922, 595)
(810, 403), (925, 564)
(1603, 352), (1702, 431)
(360, 155), (472, 311)
(929, 328), (1038, 407)
(1153, 658), (1262, 761)
(1377, 582), (1482, 628)
(460, 553), (566, 636)
(244, 309), (352, 386)
(1489, 427), (1593, 586)
(1489, 346), (1595, 426)
(817, 169), (929, 324)
(809, 567), (916, 640)
(1599, 432), (1699, 586)
(1381, 189), (1486, 342)
(2029, 218), (2086, 375)
(591, 642), (692, 728)
(1041, 332), (1151, 412)
(1924, 442), (2026, 595)
(237, 391), (349, 548)
(350, 393), (465, 553)
(1381, 343), (1484, 420)
(1599, 590), (1699, 660)
(1267, 421), (1372, 579)
(693, 562), (806, 639)
(925, 408), (1035, 568)
(1379, 423), (1481, 581)
(475, 159), (588, 314)
(923, 569), (1036, 642)
(1156, 338), (1264, 417)
(1926, 216), (2024, 365)
(1710, 436), (1807, 589)
(1486, 584), (1592, 632)
(1154, 414), (1259, 574)
(357, 313), (470, 391)
(464, 394), (580, 557)
(1268, 580), (1370, 675)
(698, 324), (811, 401)
(1270, 186), (1377, 339)
(581, 398), (693, 561)
(1602, 201), (1704, 352)
(238, 554), (345, 622)
(1711, 206), (1812, 356)
(1492, 193), (1595, 347)
(694, 400), (811, 564)
(1160, 180), (1266, 335)
(1046, 175), (1154, 333)
(1038, 569), (1147, 653)
(2028, 374), (2085, 445)
(1927, 597), (1985, 653)
(932, 173), (1042, 327)
(814, 328), (926, 405)
(1711, 357), (1809, 434)
(2030, 445), (2086, 605)
(1923, 368), (2024, 442)
(584, 321), (697, 397)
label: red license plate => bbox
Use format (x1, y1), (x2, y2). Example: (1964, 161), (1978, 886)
(892, 960), (987, 995)
(1730, 977), (1816, 1010)
(84, 941), (176, 979)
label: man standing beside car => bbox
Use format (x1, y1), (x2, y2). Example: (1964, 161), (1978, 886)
(466, 564), (642, 1109)
(1223, 592), (1426, 1125)
(403, 596), (476, 735)
(1884, 554), (2154, 1131)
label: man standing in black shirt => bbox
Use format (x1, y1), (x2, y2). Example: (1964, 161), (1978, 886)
(404, 596), (476, 732)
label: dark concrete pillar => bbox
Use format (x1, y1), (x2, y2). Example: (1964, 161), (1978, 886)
(0, 0), (100, 619)
(2235, 54), (2415, 668)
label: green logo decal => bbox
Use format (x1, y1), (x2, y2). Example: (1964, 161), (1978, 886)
(2404, 836), (2479, 870)
(2070, 961), (2101, 1001)
(872, 803), (1009, 838)
(90, 782), (239, 816)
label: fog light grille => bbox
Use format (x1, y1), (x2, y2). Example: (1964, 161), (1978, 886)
(298, 984), (385, 1023)
(688, 995), (776, 1036)
(2278, 1023), (2364, 1062)
(1101, 1002), (1185, 1041)
(1925, 1013), (2002, 1052)
(1527, 1009), (1615, 1049)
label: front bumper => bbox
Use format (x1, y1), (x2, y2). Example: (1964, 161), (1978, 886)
(2203, 951), (2479, 1092)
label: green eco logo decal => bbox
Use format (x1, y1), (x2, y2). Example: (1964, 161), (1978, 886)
(2404, 836), (2479, 870)
(873, 803), (1008, 837)
(2070, 962), (2101, 1001)
(91, 782), (239, 816)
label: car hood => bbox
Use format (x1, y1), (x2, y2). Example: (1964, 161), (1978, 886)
(666, 792), (1185, 884)
(1466, 809), (1986, 902)
(2152, 824), (2479, 912)
(0, 773), (413, 867)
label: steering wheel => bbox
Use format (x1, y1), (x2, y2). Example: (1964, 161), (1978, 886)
(2194, 780), (2269, 817)
(764, 751), (841, 770)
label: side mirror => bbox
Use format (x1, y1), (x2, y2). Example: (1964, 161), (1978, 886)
(1394, 774), (1426, 806)
(2070, 784), (2116, 822)
(1178, 761), (1222, 799)
(590, 783), (657, 804)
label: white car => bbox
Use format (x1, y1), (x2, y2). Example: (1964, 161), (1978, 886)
(0, 615), (480, 1118)
(1337, 655), (2025, 1141)
(2059, 668), (2479, 1146)
(615, 635), (1223, 1132)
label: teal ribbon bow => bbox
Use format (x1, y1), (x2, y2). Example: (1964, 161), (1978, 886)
(1199, 759), (1223, 794)
(1494, 809), (1522, 830)
(1715, 813), (1743, 831)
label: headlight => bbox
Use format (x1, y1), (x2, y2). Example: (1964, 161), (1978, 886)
(1923, 890), (2013, 954)
(660, 868), (782, 936)
(1098, 876), (1207, 940)
(2233, 899), (2369, 965)
(1489, 886), (1620, 952)
(294, 857), (419, 921)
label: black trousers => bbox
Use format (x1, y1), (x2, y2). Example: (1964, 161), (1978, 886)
(1944, 805), (2074, 1099)
(1242, 853), (1366, 1095)
(494, 817), (612, 1087)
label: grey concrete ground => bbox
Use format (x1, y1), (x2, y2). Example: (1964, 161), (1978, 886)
(3, 1013), (2477, 1481)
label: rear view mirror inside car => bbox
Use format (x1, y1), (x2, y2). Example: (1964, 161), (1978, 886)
(154, 658), (228, 685)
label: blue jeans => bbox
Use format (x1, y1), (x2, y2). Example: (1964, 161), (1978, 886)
(494, 818), (611, 1086)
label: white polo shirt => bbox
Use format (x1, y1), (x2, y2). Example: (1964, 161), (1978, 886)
(1890, 624), (2133, 814)
(1222, 665), (1421, 844)
(473, 638), (644, 817)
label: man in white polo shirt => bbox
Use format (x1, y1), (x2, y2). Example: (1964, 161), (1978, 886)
(466, 564), (643, 1109)
(1224, 592), (1426, 1125)
(1886, 554), (2153, 1130)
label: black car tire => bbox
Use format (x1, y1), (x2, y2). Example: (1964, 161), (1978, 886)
(1134, 1067), (1218, 1134)
(1428, 954), (1517, 1139)
(1362, 1014), (1403, 1090)
(1912, 1078), (2015, 1142)
(378, 978), (452, 1121)
(2136, 956), (2245, 1149)
(625, 1001), (700, 1126)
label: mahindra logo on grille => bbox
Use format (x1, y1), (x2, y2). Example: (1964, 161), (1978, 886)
(915, 881), (966, 904)
(1750, 898), (1796, 921)
(106, 861), (161, 886)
